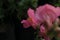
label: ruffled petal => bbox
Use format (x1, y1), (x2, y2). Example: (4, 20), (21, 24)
(21, 20), (31, 28)
(27, 8), (38, 25)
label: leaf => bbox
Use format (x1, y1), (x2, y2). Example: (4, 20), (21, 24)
(47, 28), (57, 39)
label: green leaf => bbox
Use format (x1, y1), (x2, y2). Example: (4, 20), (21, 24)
(47, 28), (57, 39)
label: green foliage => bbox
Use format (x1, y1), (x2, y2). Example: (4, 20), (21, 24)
(54, 0), (60, 6)
(0, 0), (4, 19)
(17, 0), (38, 20)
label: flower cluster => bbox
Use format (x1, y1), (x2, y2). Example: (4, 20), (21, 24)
(21, 4), (60, 40)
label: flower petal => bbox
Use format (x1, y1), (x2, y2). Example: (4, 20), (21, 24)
(27, 8), (38, 25)
(40, 25), (46, 33)
(36, 4), (57, 22)
(56, 7), (60, 16)
(21, 20), (31, 28)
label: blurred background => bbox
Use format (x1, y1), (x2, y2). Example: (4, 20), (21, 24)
(0, 0), (60, 40)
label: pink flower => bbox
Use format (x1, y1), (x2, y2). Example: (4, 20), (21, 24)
(21, 4), (58, 40)
(21, 4), (58, 29)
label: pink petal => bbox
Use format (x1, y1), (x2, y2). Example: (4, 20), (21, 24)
(44, 15), (53, 30)
(40, 25), (50, 40)
(56, 7), (60, 16)
(40, 25), (46, 33)
(21, 20), (31, 28)
(27, 8), (38, 25)
(36, 4), (57, 22)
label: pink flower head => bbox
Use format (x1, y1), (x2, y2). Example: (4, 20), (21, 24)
(21, 4), (58, 30)
(21, 4), (60, 40)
